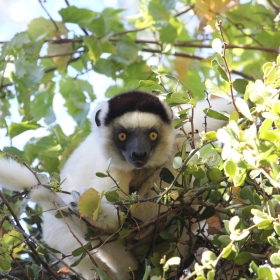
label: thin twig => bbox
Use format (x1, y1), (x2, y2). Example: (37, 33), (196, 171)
(10, 256), (32, 280)
(174, 4), (195, 17)
(11, 223), (87, 280)
(217, 20), (238, 112)
(38, 0), (59, 32)
(56, 205), (99, 267)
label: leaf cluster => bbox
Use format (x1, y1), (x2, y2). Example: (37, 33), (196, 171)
(1, 1), (280, 279)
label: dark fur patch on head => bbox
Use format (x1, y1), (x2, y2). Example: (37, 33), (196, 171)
(105, 91), (171, 125)
(95, 110), (102, 126)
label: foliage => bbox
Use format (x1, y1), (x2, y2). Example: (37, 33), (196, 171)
(0, 0), (280, 279)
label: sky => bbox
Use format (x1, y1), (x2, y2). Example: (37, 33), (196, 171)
(0, 0), (124, 149)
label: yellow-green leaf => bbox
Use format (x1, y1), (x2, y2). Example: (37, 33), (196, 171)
(78, 188), (100, 217)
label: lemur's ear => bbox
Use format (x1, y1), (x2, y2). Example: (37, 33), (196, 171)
(95, 109), (102, 127)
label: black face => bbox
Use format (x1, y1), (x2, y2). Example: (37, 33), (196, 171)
(114, 127), (159, 169)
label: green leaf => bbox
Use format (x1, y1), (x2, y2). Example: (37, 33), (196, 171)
(93, 58), (117, 79)
(89, 16), (106, 36)
(7, 32), (30, 49)
(211, 59), (228, 81)
(224, 160), (237, 177)
(204, 131), (217, 140)
(171, 92), (189, 104)
(160, 167), (175, 184)
(258, 266), (273, 280)
(207, 271), (215, 280)
(160, 22), (177, 45)
(27, 17), (68, 40)
(8, 121), (41, 139)
(207, 167), (223, 182)
(205, 79), (231, 100)
(105, 190), (119, 202)
(70, 252), (86, 267)
(273, 101), (280, 116)
(160, 231), (176, 241)
(198, 206), (215, 221)
(31, 83), (56, 124)
(119, 229), (132, 239)
(139, 80), (158, 87)
(203, 109), (229, 121)
(72, 246), (85, 257)
(235, 98), (253, 121)
(274, 223), (280, 236)
(172, 118), (186, 129)
(221, 245), (232, 258)
(150, 65), (159, 74)
(234, 252), (251, 265)
(229, 111), (239, 123)
(151, 252), (161, 267)
(270, 252), (280, 266)
(234, 230), (250, 241)
(92, 190), (105, 221)
(96, 172), (108, 178)
(201, 251), (217, 269)
(233, 79), (248, 94)
(229, 216), (243, 233)
(160, 0), (176, 10)
(268, 236), (280, 249)
(251, 209), (270, 219)
(255, 219), (273, 230)
(259, 118), (273, 138)
(261, 131), (277, 141)
(116, 39), (139, 64)
(0, 255), (12, 270)
(47, 42), (72, 72)
(59, 6), (96, 27)
(78, 188), (100, 217)
(91, 266), (112, 280)
(218, 235), (231, 244)
(84, 36), (102, 63)
(239, 186), (254, 204)
(163, 257), (180, 271)
(149, 0), (170, 21)
(59, 77), (91, 123)
(173, 156), (182, 169)
(242, 205), (258, 217)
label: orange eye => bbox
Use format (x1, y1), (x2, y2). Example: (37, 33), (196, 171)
(149, 132), (158, 141)
(118, 132), (127, 141)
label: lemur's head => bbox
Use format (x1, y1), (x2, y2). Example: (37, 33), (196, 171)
(93, 91), (176, 171)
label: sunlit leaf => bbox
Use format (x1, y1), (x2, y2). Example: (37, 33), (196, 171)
(78, 188), (100, 217)
(211, 38), (223, 54)
(235, 97), (253, 121)
(8, 121), (41, 139)
(205, 79), (231, 100)
(211, 59), (228, 81)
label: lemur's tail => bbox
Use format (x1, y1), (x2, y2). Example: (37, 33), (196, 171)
(0, 159), (38, 191)
(0, 159), (66, 210)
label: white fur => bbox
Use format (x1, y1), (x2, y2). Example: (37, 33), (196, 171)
(0, 96), (234, 279)
(0, 159), (38, 191)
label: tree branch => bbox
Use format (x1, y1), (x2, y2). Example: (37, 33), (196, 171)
(0, 191), (60, 279)
(11, 223), (87, 280)
(174, 4), (195, 17)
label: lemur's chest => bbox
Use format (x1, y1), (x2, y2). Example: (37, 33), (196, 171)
(110, 166), (162, 199)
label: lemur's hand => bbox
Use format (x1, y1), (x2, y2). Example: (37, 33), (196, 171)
(69, 187), (88, 211)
